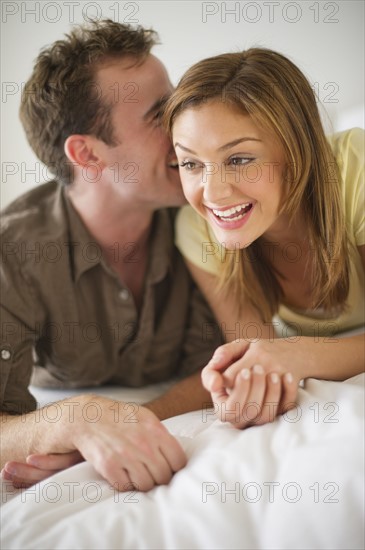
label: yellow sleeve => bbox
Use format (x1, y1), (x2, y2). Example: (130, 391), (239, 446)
(330, 128), (365, 246)
(175, 205), (223, 275)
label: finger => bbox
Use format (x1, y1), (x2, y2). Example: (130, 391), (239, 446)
(144, 451), (173, 487)
(4, 461), (59, 483)
(255, 372), (282, 425)
(279, 372), (298, 415)
(219, 368), (252, 427)
(240, 364), (266, 427)
(87, 445), (136, 493)
(123, 460), (155, 492)
(155, 427), (187, 474)
(208, 371), (236, 410)
(2, 461), (60, 484)
(201, 368), (225, 393)
(123, 435), (174, 489)
(1, 469), (33, 489)
(107, 468), (135, 493)
(204, 340), (251, 373)
(26, 451), (83, 470)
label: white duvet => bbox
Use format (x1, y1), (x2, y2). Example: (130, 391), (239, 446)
(1, 374), (364, 550)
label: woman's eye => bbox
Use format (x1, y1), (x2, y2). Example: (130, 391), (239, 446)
(180, 161), (197, 171)
(229, 157), (253, 166)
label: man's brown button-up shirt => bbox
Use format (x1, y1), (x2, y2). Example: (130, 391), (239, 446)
(0, 181), (221, 414)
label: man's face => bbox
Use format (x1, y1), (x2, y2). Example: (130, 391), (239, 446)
(95, 55), (186, 210)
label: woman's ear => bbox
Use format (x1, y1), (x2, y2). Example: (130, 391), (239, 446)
(64, 135), (106, 169)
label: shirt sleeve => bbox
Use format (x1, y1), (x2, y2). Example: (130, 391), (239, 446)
(0, 247), (44, 414)
(175, 205), (224, 276)
(176, 282), (223, 378)
(333, 128), (365, 246)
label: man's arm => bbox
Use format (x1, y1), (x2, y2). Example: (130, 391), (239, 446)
(143, 370), (212, 420)
(0, 394), (186, 490)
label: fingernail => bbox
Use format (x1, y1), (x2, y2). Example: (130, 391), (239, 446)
(210, 354), (222, 365)
(1, 469), (11, 480)
(285, 372), (293, 383)
(4, 464), (16, 475)
(253, 364), (264, 375)
(270, 372), (279, 383)
(207, 373), (217, 391)
(240, 368), (250, 380)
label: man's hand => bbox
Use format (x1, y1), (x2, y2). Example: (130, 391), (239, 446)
(201, 339), (299, 429)
(1, 395), (186, 491)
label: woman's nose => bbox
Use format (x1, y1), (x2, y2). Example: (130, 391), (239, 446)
(203, 163), (233, 203)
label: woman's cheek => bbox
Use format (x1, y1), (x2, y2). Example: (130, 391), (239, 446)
(180, 179), (197, 204)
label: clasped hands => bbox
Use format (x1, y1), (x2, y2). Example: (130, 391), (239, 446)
(1, 396), (186, 492)
(201, 338), (299, 429)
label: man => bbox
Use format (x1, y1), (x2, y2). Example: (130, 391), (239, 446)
(0, 20), (220, 491)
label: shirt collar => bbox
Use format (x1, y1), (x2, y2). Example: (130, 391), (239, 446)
(62, 188), (103, 282)
(62, 187), (176, 284)
(144, 208), (176, 285)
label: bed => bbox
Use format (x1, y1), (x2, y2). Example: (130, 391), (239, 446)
(1, 368), (364, 550)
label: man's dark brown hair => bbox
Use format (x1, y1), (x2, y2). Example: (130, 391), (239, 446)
(20, 19), (158, 184)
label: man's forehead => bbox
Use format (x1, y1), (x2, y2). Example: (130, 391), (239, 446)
(96, 55), (166, 84)
(95, 54), (170, 106)
(96, 56), (145, 86)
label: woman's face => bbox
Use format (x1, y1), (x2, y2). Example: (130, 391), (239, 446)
(172, 100), (288, 250)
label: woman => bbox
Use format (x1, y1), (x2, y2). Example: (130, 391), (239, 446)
(163, 48), (365, 429)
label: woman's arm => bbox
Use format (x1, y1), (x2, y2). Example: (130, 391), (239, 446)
(186, 252), (365, 429)
(185, 260), (298, 427)
(185, 259), (274, 342)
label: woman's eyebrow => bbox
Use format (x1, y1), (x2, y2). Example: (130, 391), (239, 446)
(217, 137), (262, 151)
(175, 137), (261, 154)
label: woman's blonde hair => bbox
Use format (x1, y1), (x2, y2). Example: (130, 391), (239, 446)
(163, 48), (350, 322)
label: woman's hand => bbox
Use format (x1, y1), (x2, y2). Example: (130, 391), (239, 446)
(1, 451), (83, 489)
(201, 339), (301, 429)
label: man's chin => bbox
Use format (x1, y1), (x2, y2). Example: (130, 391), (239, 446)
(165, 195), (188, 208)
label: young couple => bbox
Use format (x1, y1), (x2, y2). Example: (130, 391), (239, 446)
(1, 20), (363, 491)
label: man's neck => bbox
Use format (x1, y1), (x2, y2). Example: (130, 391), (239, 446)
(66, 185), (155, 304)
(67, 185), (154, 250)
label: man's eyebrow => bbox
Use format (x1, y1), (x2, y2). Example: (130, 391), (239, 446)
(143, 96), (169, 120)
(175, 137), (262, 154)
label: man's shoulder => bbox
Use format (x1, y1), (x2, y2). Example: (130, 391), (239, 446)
(1, 180), (67, 242)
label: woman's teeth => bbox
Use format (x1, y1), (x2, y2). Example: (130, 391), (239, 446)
(212, 203), (252, 221)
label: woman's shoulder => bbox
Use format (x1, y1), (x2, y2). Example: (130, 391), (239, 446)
(175, 205), (222, 275)
(176, 205), (213, 240)
(328, 128), (364, 246)
(328, 127), (364, 164)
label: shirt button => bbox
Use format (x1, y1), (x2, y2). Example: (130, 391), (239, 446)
(1, 349), (11, 361)
(119, 289), (130, 301)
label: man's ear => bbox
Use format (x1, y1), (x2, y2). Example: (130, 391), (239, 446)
(64, 135), (106, 170)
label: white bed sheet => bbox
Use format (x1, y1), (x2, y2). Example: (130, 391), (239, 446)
(1, 374), (364, 550)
